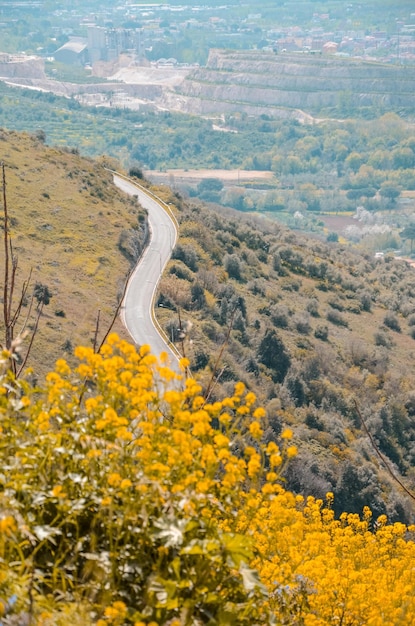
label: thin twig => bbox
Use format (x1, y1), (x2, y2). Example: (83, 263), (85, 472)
(16, 303), (43, 378)
(12, 270), (33, 332)
(2, 162), (11, 350)
(203, 306), (237, 404)
(7, 239), (17, 325)
(93, 309), (101, 353)
(177, 305), (186, 360)
(96, 267), (133, 354)
(354, 399), (415, 503)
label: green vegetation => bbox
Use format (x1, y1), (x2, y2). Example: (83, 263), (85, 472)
(2, 131), (415, 623)
(3, 126), (415, 537)
(45, 60), (106, 84)
(2, 335), (415, 624)
(2, 82), (415, 249)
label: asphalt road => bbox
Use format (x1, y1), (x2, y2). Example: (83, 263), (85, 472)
(113, 175), (180, 372)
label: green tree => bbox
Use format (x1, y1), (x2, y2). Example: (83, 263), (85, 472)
(257, 329), (290, 383)
(379, 184), (401, 208)
(345, 152), (364, 173)
(400, 224), (415, 252)
(224, 254), (243, 281)
(33, 282), (52, 310)
(392, 147), (414, 170)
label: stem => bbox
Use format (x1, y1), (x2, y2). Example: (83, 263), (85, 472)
(2, 162), (11, 350)
(203, 306), (237, 404)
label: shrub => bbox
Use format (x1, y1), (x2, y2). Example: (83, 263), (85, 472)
(257, 328), (291, 382)
(294, 314), (311, 335)
(172, 244), (199, 272)
(359, 291), (372, 312)
(314, 325), (329, 341)
(190, 282), (206, 309)
(383, 312), (401, 332)
(306, 298), (320, 317)
(224, 253), (243, 281)
(270, 305), (290, 329)
(193, 349), (210, 371)
(128, 165), (144, 179)
(374, 331), (392, 348)
(0, 336), (415, 625)
(327, 309), (348, 327)
(328, 298), (344, 312)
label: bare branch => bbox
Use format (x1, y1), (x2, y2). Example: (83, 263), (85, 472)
(2, 162), (11, 350)
(16, 303), (43, 379)
(11, 269), (33, 331)
(7, 238), (17, 326)
(93, 309), (101, 353)
(96, 268), (133, 354)
(203, 306), (237, 404)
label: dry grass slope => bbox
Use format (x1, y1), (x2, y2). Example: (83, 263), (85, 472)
(0, 129), (144, 375)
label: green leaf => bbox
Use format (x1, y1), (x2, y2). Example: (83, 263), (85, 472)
(154, 518), (186, 548)
(222, 533), (254, 566)
(239, 562), (267, 595)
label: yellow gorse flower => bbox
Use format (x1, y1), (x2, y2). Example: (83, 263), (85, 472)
(0, 333), (413, 625)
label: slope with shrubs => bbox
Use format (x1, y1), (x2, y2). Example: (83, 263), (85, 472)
(153, 189), (415, 522)
(2, 127), (415, 524)
(0, 128), (147, 376)
(1, 334), (415, 625)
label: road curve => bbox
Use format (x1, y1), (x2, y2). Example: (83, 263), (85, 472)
(113, 174), (180, 371)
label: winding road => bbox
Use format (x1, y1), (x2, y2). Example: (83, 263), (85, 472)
(113, 174), (180, 372)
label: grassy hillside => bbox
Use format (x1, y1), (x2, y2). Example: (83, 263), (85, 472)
(150, 186), (415, 522)
(0, 129), (147, 376)
(2, 128), (415, 524)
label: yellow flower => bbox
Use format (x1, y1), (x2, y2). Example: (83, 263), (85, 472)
(120, 478), (132, 489)
(107, 472), (122, 486)
(0, 515), (16, 536)
(55, 358), (71, 375)
(281, 428), (293, 439)
(249, 421), (263, 439)
(51, 485), (67, 499)
(253, 407), (266, 419)
(85, 397), (99, 412)
(86, 449), (102, 459)
(179, 356), (190, 370)
(270, 453), (282, 467)
(286, 445), (298, 458)
(214, 433), (230, 448)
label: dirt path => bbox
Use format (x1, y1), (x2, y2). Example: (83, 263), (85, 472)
(146, 169), (274, 182)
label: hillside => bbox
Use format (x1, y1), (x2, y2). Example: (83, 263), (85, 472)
(148, 186), (415, 522)
(2, 129), (415, 524)
(172, 49), (415, 119)
(0, 129), (147, 375)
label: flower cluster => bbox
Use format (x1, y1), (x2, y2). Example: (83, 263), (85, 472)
(0, 334), (414, 624)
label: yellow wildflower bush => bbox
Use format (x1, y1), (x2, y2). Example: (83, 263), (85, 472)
(0, 334), (414, 624)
